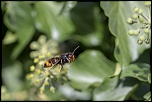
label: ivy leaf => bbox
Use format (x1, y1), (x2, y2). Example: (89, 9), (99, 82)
(59, 1), (77, 15)
(2, 61), (23, 92)
(120, 63), (150, 82)
(93, 82), (138, 101)
(2, 31), (17, 45)
(67, 50), (115, 90)
(100, 1), (150, 66)
(148, 73), (151, 84)
(143, 92), (151, 101)
(70, 2), (106, 47)
(109, 63), (122, 78)
(4, 1), (35, 60)
(34, 1), (75, 41)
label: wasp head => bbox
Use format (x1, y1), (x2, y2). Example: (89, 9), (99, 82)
(68, 54), (75, 61)
(68, 46), (79, 61)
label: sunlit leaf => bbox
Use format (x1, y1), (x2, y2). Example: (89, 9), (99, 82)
(120, 63), (150, 82)
(2, 62), (23, 92)
(59, 1), (77, 15)
(70, 2), (106, 47)
(4, 1), (35, 59)
(100, 1), (150, 66)
(2, 31), (17, 45)
(109, 63), (122, 78)
(94, 77), (118, 92)
(74, 32), (103, 47)
(148, 73), (151, 84)
(59, 83), (91, 101)
(67, 50), (115, 90)
(34, 1), (75, 41)
(93, 82), (138, 101)
(143, 92), (151, 101)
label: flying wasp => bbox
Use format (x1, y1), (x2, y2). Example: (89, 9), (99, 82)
(44, 46), (80, 72)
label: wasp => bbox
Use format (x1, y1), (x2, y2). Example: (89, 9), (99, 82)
(44, 46), (79, 72)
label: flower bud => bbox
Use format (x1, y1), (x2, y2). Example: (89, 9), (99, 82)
(137, 39), (143, 45)
(30, 65), (35, 71)
(38, 61), (44, 66)
(36, 69), (41, 75)
(29, 74), (34, 79)
(145, 1), (151, 7)
(45, 71), (50, 77)
(30, 41), (39, 50)
(144, 28), (149, 34)
(50, 86), (55, 93)
(145, 38), (150, 44)
(133, 7), (139, 13)
(126, 18), (133, 24)
(139, 35), (145, 41)
(38, 35), (47, 44)
(138, 9), (143, 15)
(47, 52), (51, 56)
(44, 81), (49, 86)
(128, 30), (134, 36)
(40, 86), (45, 93)
(35, 78), (40, 83)
(131, 14), (138, 20)
(34, 58), (39, 63)
(133, 29), (140, 36)
(138, 15), (145, 23)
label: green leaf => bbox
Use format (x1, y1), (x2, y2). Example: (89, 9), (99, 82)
(2, 62), (23, 92)
(59, 1), (77, 15)
(1, 1), (5, 13)
(67, 50), (115, 90)
(93, 82), (138, 101)
(143, 92), (151, 101)
(34, 1), (75, 41)
(94, 77), (118, 92)
(2, 31), (17, 45)
(74, 32), (103, 47)
(148, 73), (151, 84)
(120, 63), (150, 82)
(59, 83), (91, 100)
(100, 1), (150, 66)
(70, 2), (107, 47)
(4, 1), (35, 59)
(109, 63), (122, 78)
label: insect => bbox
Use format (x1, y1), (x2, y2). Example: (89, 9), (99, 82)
(44, 46), (80, 72)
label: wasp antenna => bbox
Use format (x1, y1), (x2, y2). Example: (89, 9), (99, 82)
(72, 46), (80, 54)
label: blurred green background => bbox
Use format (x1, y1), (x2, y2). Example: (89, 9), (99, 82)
(1, 1), (151, 101)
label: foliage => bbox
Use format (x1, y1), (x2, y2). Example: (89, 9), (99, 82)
(2, 1), (151, 101)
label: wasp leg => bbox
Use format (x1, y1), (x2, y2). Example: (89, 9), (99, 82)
(65, 56), (71, 63)
(51, 58), (61, 69)
(58, 65), (63, 73)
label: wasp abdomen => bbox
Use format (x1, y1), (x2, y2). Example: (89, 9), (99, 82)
(44, 57), (60, 68)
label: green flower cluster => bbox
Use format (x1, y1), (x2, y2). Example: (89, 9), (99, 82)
(127, 1), (151, 45)
(1, 86), (11, 100)
(26, 35), (69, 93)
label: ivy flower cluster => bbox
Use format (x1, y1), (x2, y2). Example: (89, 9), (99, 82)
(1, 86), (11, 101)
(26, 35), (69, 93)
(126, 1), (151, 45)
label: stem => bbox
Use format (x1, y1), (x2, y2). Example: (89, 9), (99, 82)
(140, 14), (149, 22)
(148, 6), (151, 29)
(148, 6), (151, 22)
(147, 33), (149, 39)
(59, 1), (67, 15)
